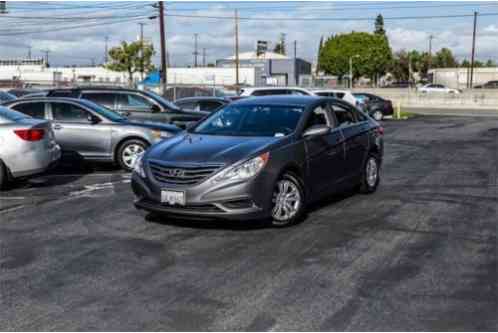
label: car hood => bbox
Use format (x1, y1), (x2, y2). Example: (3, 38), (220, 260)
(120, 119), (182, 133)
(147, 133), (282, 165)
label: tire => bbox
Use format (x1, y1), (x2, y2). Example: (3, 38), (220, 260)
(372, 110), (383, 121)
(116, 139), (149, 172)
(0, 160), (6, 190)
(270, 172), (306, 227)
(359, 154), (380, 194)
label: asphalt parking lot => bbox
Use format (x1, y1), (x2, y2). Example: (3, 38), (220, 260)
(0, 115), (497, 331)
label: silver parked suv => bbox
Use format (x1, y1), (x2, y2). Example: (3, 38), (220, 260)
(4, 98), (181, 171)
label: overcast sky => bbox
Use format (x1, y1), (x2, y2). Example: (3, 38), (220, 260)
(1, 1), (498, 67)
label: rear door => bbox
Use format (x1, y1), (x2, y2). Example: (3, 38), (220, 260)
(48, 101), (111, 159)
(116, 92), (168, 123)
(303, 102), (346, 196)
(80, 92), (118, 110)
(330, 101), (369, 179)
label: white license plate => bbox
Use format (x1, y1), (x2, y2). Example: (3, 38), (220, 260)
(161, 190), (186, 206)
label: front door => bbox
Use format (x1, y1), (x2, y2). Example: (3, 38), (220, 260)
(303, 102), (346, 197)
(49, 102), (112, 159)
(116, 92), (169, 123)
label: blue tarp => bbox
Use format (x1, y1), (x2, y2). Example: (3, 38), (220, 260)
(141, 71), (160, 85)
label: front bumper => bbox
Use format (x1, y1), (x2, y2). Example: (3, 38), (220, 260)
(131, 170), (274, 221)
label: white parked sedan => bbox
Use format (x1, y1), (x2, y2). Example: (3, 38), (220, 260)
(418, 84), (460, 94)
(0, 107), (61, 189)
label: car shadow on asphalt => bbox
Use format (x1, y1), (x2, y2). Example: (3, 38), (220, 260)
(144, 188), (358, 231)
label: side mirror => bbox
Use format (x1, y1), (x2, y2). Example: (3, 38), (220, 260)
(151, 104), (161, 113)
(303, 124), (330, 138)
(87, 114), (101, 124)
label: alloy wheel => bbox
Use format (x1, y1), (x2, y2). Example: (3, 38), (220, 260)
(366, 157), (378, 188)
(272, 179), (301, 224)
(122, 143), (145, 169)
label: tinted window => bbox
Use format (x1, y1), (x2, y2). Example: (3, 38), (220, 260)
(81, 92), (116, 108)
(252, 89), (288, 96)
(51, 102), (91, 122)
(331, 103), (357, 126)
(315, 92), (332, 97)
(199, 100), (224, 111)
(175, 100), (197, 110)
(304, 105), (331, 129)
(289, 90), (308, 96)
(11, 102), (45, 119)
(192, 105), (304, 137)
(117, 93), (154, 111)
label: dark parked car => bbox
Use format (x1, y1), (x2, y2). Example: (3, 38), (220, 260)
(132, 96), (384, 227)
(0, 90), (16, 103)
(47, 87), (209, 128)
(4, 97), (181, 171)
(474, 80), (498, 89)
(353, 93), (394, 121)
(174, 96), (231, 113)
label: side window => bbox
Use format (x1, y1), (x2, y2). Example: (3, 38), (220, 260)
(315, 92), (331, 97)
(81, 92), (116, 109)
(331, 103), (357, 127)
(304, 104), (332, 130)
(335, 92), (345, 99)
(51, 102), (91, 123)
(11, 102), (45, 119)
(199, 100), (224, 111)
(117, 93), (154, 111)
(289, 90), (307, 96)
(176, 101), (197, 110)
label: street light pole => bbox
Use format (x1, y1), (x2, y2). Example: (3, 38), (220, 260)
(234, 9), (240, 94)
(158, 1), (167, 96)
(138, 22), (145, 81)
(470, 11), (478, 89)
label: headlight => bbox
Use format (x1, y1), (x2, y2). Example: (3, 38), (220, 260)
(133, 152), (146, 178)
(151, 130), (173, 140)
(214, 152), (269, 183)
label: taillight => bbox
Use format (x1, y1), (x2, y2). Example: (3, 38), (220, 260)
(376, 126), (384, 135)
(14, 129), (45, 141)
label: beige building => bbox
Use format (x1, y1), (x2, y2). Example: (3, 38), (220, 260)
(430, 67), (498, 89)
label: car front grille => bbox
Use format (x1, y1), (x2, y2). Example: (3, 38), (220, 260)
(148, 160), (223, 186)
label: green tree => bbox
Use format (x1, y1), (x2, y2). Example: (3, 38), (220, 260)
(374, 14), (386, 36)
(106, 40), (155, 84)
(485, 59), (496, 67)
(432, 48), (458, 68)
(273, 33), (287, 55)
(319, 31), (392, 80)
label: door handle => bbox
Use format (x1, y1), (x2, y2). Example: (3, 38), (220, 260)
(52, 124), (62, 130)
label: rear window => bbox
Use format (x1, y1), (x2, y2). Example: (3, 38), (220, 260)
(11, 102), (45, 119)
(0, 107), (30, 122)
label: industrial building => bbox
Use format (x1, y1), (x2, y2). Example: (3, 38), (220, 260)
(430, 67), (498, 89)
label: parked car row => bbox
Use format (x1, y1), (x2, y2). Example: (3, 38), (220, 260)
(1, 87), (384, 227)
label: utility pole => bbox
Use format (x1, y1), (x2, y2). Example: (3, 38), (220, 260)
(428, 34), (434, 71)
(104, 36), (109, 64)
(234, 9), (240, 94)
(202, 48), (206, 67)
(138, 22), (145, 80)
(27, 46), (32, 60)
(294, 40), (298, 86)
(158, 1), (167, 95)
(193, 33), (199, 67)
(40, 49), (50, 67)
(470, 11), (478, 89)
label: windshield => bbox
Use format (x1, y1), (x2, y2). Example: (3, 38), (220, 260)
(78, 99), (127, 122)
(191, 104), (304, 137)
(143, 90), (181, 111)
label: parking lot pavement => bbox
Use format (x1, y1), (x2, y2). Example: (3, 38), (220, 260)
(0, 115), (496, 331)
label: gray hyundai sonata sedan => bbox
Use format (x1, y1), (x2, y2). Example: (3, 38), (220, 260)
(132, 96), (384, 227)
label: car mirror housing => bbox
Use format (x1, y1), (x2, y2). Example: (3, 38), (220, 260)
(303, 125), (330, 138)
(151, 104), (161, 113)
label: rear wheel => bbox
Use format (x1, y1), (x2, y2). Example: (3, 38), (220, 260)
(360, 154), (380, 193)
(270, 173), (305, 227)
(117, 139), (148, 172)
(0, 160), (7, 190)
(372, 110), (383, 121)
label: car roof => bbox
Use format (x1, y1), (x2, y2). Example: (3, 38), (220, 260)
(242, 86), (311, 92)
(5, 96), (86, 104)
(313, 89), (352, 93)
(175, 96), (230, 102)
(230, 95), (325, 107)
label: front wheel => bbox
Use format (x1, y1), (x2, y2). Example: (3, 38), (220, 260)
(0, 160), (7, 190)
(270, 173), (305, 227)
(372, 110), (383, 121)
(117, 139), (148, 172)
(359, 154), (380, 194)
